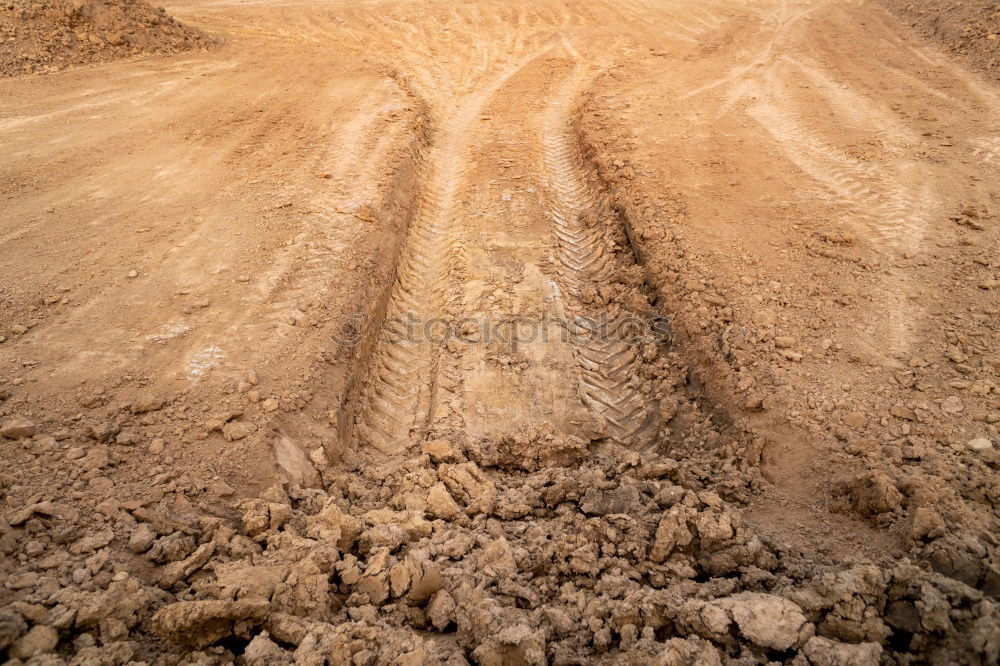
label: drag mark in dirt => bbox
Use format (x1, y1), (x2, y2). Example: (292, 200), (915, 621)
(542, 65), (659, 445)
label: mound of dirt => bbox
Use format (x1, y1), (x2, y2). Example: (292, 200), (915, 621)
(880, 0), (1000, 78)
(0, 0), (214, 77)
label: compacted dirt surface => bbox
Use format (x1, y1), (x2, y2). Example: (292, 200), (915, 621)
(1, 0), (999, 663)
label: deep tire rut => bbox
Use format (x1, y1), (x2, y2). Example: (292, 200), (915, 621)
(356, 119), (464, 453)
(354, 50), (662, 452)
(542, 66), (660, 445)
(355, 45), (560, 453)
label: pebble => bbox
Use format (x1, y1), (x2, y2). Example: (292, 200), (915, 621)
(11, 624), (58, 659)
(127, 270), (139, 279)
(1, 418), (36, 439)
(941, 396), (964, 414)
(149, 438), (165, 455)
(843, 412), (867, 428)
(132, 397), (164, 414)
(774, 336), (797, 349)
(890, 404), (916, 421)
(968, 437), (993, 452)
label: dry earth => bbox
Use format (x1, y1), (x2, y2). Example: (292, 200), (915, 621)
(1, 0), (999, 664)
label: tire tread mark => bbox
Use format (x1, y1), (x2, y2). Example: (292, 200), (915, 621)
(543, 67), (659, 445)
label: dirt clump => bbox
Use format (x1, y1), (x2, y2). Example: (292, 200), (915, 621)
(0, 0), (214, 77)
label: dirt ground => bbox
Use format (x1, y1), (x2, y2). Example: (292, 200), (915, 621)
(1, 0), (999, 663)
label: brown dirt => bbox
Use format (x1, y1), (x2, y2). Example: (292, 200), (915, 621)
(879, 0), (1000, 79)
(0, 0), (214, 78)
(1, 0), (999, 664)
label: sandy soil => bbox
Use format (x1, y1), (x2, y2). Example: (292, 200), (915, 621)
(1, 0), (999, 663)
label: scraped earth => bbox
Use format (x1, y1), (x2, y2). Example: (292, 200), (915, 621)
(1, 0), (999, 663)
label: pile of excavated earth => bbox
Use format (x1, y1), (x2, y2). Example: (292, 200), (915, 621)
(881, 0), (1000, 79)
(2, 374), (998, 664)
(0, 0), (212, 77)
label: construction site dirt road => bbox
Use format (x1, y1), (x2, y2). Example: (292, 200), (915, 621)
(1, 0), (999, 662)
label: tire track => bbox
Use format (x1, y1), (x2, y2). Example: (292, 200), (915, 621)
(355, 123), (463, 453)
(542, 65), (659, 445)
(356, 42), (560, 454)
(748, 97), (932, 251)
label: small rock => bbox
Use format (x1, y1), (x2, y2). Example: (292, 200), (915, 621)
(127, 270), (138, 279)
(151, 599), (270, 649)
(802, 636), (881, 665)
(149, 438), (166, 454)
(426, 483), (461, 520)
(1, 418), (36, 439)
(846, 472), (903, 517)
(131, 397), (164, 414)
(208, 480), (235, 496)
(941, 396), (964, 414)
(479, 537), (517, 577)
(715, 593), (808, 651)
(968, 437), (993, 452)
(910, 507), (946, 541)
(890, 404), (916, 421)
(309, 447), (328, 469)
(243, 632), (290, 665)
(160, 542), (216, 588)
(71, 528), (114, 555)
(128, 524), (156, 553)
(774, 336), (797, 348)
(427, 589), (455, 631)
(0, 608), (28, 651)
(421, 438), (461, 463)
(223, 421), (256, 441)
